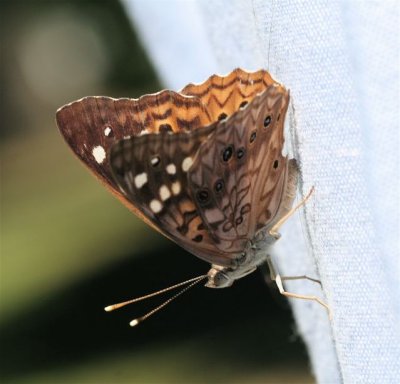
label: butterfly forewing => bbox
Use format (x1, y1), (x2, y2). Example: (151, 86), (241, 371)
(187, 84), (290, 252)
(56, 91), (213, 231)
(109, 125), (235, 267)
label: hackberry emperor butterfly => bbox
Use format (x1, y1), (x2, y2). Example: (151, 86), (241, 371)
(56, 68), (327, 324)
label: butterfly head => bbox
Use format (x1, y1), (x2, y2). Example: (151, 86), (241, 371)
(205, 241), (261, 288)
(205, 266), (233, 288)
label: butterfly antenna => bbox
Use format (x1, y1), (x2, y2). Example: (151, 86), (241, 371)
(104, 274), (207, 326)
(129, 276), (207, 327)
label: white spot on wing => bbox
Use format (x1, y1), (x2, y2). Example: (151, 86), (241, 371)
(159, 185), (171, 201)
(134, 172), (148, 188)
(182, 157), (193, 172)
(172, 181), (181, 195)
(92, 146), (106, 164)
(166, 163), (176, 175)
(104, 127), (112, 136)
(150, 199), (162, 213)
(151, 156), (160, 166)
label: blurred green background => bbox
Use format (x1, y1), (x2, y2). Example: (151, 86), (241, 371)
(1, 1), (313, 383)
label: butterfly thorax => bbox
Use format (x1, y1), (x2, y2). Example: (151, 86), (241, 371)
(205, 231), (279, 288)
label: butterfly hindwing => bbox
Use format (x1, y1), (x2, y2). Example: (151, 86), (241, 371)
(187, 84), (290, 252)
(181, 68), (275, 122)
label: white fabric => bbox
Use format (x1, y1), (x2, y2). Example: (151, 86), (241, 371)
(123, 1), (400, 383)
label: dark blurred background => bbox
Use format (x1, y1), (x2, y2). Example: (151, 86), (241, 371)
(1, 1), (313, 383)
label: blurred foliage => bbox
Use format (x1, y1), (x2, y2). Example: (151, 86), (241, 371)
(0, 1), (313, 383)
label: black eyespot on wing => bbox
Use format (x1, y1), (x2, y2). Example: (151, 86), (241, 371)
(237, 147), (245, 159)
(264, 115), (272, 128)
(214, 179), (224, 193)
(151, 156), (160, 166)
(235, 217), (243, 225)
(218, 113), (228, 121)
(273, 160), (279, 169)
(192, 234), (203, 243)
(222, 145), (234, 162)
(159, 123), (173, 133)
(196, 189), (209, 204)
(250, 131), (257, 143)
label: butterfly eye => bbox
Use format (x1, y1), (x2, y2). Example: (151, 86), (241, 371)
(151, 156), (161, 167)
(273, 160), (279, 169)
(196, 189), (210, 204)
(237, 147), (245, 159)
(214, 271), (230, 287)
(222, 145), (234, 162)
(250, 131), (257, 143)
(214, 179), (224, 193)
(239, 101), (248, 109)
(218, 112), (228, 121)
(264, 115), (272, 128)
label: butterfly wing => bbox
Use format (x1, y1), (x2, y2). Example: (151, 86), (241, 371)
(109, 125), (235, 267)
(181, 68), (275, 121)
(56, 68), (287, 266)
(56, 91), (213, 232)
(187, 84), (291, 253)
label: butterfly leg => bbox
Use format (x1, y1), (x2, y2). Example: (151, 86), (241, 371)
(260, 260), (322, 288)
(265, 254), (331, 318)
(269, 186), (314, 238)
(280, 274), (322, 286)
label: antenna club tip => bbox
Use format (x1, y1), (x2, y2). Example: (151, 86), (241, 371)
(130, 319), (140, 327)
(104, 305), (114, 312)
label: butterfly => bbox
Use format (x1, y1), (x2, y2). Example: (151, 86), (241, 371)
(56, 68), (327, 324)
